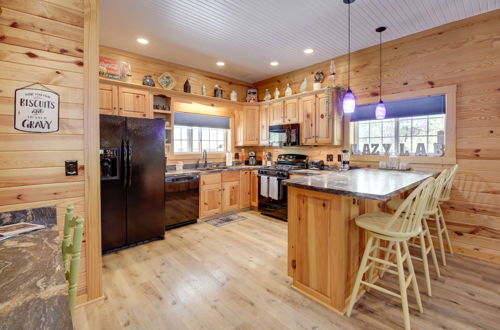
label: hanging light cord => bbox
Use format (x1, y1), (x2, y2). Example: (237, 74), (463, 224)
(347, 1), (351, 89)
(379, 30), (382, 102)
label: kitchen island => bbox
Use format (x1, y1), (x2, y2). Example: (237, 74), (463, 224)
(283, 168), (433, 314)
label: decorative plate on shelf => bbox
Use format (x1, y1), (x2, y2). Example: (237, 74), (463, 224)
(158, 72), (176, 90)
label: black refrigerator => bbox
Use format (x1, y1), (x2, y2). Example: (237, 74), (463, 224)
(100, 115), (165, 252)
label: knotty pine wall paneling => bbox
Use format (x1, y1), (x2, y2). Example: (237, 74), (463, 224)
(0, 0), (100, 304)
(253, 10), (500, 264)
(100, 46), (252, 102)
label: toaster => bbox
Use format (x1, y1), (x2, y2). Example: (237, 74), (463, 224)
(309, 160), (325, 170)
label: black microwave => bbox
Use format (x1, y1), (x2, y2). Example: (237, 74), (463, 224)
(269, 124), (300, 147)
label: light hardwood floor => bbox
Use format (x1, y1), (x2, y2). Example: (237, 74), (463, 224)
(75, 211), (500, 330)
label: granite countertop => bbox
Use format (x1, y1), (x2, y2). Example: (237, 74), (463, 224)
(0, 228), (72, 330)
(284, 168), (434, 201)
(165, 165), (261, 178)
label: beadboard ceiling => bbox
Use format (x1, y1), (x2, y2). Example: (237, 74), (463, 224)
(100, 0), (500, 83)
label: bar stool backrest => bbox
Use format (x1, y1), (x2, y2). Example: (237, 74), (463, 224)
(386, 177), (435, 237)
(426, 169), (449, 212)
(441, 164), (458, 201)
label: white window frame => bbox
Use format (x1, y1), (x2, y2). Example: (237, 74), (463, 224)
(173, 125), (230, 154)
(347, 85), (456, 165)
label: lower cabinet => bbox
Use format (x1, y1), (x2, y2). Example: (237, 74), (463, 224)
(240, 170), (251, 208)
(222, 181), (240, 212)
(200, 183), (222, 218)
(199, 170), (251, 218)
(250, 170), (259, 208)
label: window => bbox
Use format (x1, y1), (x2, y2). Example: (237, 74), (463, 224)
(351, 94), (447, 157)
(354, 114), (445, 155)
(174, 126), (228, 153)
(173, 112), (230, 154)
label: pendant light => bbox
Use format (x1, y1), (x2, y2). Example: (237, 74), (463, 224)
(375, 26), (387, 119)
(342, 0), (356, 114)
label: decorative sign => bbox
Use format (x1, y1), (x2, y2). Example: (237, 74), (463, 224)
(352, 143), (445, 157)
(15, 83), (60, 133)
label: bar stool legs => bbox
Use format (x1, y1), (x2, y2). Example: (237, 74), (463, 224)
(438, 204), (454, 254)
(347, 236), (423, 330)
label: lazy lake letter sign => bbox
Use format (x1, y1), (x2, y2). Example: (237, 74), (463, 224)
(14, 83), (60, 133)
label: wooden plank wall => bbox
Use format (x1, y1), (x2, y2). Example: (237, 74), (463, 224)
(253, 10), (500, 264)
(100, 46), (252, 102)
(0, 0), (90, 302)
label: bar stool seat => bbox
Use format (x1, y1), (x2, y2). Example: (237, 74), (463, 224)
(356, 212), (418, 239)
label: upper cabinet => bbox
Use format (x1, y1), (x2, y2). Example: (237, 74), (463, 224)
(99, 83), (151, 118)
(269, 101), (284, 125)
(259, 104), (269, 145)
(284, 99), (300, 124)
(243, 105), (259, 146)
(234, 110), (244, 147)
(300, 89), (343, 146)
(99, 84), (118, 115)
(118, 87), (150, 118)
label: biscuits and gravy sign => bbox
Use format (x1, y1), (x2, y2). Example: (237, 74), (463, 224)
(14, 83), (60, 133)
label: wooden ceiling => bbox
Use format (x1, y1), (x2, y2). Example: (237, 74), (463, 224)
(100, 0), (500, 83)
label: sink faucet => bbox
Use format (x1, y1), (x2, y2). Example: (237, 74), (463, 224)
(196, 149), (208, 168)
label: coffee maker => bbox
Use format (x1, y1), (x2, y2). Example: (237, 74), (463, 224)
(248, 151), (257, 165)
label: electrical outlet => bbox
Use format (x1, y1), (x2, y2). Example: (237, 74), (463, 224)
(337, 154), (342, 162)
(326, 154), (334, 162)
(65, 160), (78, 176)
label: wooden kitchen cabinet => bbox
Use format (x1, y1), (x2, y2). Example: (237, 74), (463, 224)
(243, 105), (259, 146)
(300, 95), (316, 145)
(250, 170), (259, 208)
(119, 87), (150, 118)
(259, 104), (269, 145)
(222, 181), (240, 211)
(269, 101), (284, 125)
(99, 83), (151, 118)
(240, 170), (251, 208)
(200, 171), (248, 218)
(284, 99), (300, 123)
(200, 183), (222, 218)
(300, 89), (342, 146)
(99, 84), (119, 115)
(234, 110), (244, 147)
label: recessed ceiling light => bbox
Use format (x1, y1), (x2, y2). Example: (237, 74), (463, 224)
(270, 61), (279, 66)
(304, 48), (314, 54)
(137, 38), (149, 45)
(216, 61), (225, 67)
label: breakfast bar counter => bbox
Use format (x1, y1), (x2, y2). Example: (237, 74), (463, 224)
(283, 168), (433, 314)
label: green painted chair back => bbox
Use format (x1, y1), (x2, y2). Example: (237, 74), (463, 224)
(62, 205), (85, 318)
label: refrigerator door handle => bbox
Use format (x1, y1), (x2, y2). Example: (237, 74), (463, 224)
(127, 140), (132, 188)
(121, 139), (128, 188)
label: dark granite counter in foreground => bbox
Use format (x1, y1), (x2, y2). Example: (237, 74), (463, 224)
(0, 208), (72, 330)
(284, 168), (434, 201)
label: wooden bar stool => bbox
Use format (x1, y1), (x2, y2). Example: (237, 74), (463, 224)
(435, 164), (458, 265)
(386, 170), (448, 296)
(346, 177), (434, 330)
(62, 205), (85, 318)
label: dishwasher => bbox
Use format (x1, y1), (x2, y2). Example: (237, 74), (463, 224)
(164, 175), (200, 230)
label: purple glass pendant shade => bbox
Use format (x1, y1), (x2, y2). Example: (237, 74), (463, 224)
(375, 100), (386, 119)
(343, 88), (356, 114)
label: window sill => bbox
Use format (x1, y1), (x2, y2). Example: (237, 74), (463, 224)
(351, 154), (456, 165)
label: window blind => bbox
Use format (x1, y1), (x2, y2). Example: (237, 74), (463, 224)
(351, 94), (446, 122)
(174, 112), (230, 129)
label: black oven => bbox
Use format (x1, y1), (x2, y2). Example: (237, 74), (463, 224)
(269, 124), (300, 147)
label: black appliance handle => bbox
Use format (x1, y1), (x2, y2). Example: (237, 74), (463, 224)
(121, 139), (128, 188)
(286, 127), (291, 145)
(127, 140), (132, 188)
